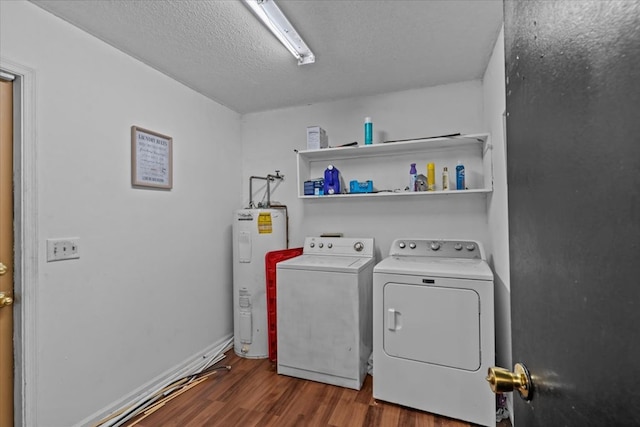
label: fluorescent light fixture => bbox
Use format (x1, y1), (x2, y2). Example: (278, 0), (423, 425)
(243, 0), (315, 65)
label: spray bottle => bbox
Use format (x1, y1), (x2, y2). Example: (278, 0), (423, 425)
(364, 117), (373, 145)
(409, 163), (417, 192)
(456, 161), (465, 190)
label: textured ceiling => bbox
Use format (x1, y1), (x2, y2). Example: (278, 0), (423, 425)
(30, 0), (503, 114)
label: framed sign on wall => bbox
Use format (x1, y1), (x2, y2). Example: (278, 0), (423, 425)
(131, 126), (173, 189)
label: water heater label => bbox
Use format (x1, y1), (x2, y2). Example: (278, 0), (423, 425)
(258, 212), (273, 234)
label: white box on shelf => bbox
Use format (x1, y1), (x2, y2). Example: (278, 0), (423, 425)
(306, 126), (328, 150)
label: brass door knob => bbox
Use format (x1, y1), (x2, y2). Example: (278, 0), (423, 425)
(0, 292), (13, 307)
(486, 363), (533, 401)
(0, 262), (7, 276)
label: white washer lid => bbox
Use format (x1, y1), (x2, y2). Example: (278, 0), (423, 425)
(374, 256), (493, 280)
(277, 254), (374, 273)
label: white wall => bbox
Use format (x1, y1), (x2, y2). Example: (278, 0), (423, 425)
(1, 2), (241, 426)
(241, 81), (490, 258)
(483, 26), (511, 370)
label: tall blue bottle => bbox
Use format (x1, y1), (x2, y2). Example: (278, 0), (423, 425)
(456, 161), (465, 190)
(364, 117), (373, 145)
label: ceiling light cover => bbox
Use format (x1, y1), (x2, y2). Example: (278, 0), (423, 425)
(243, 0), (315, 65)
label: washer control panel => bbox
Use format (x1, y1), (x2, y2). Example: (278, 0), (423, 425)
(389, 239), (483, 260)
(305, 237), (374, 257)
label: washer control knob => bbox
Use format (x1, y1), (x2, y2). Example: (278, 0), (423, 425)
(310, 242), (315, 248)
(466, 243), (476, 251)
(409, 242), (417, 249)
(430, 242), (441, 251)
(318, 243), (324, 248)
(354, 242), (364, 252)
(398, 242), (406, 249)
(327, 243), (333, 249)
(454, 243), (463, 251)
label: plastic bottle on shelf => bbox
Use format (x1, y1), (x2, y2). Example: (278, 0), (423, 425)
(323, 165), (341, 195)
(364, 117), (373, 145)
(442, 166), (449, 191)
(427, 162), (435, 191)
(409, 163), (417, 192)
(456, 161), (465, 190)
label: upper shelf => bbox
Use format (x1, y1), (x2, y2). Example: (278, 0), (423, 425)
(297, 133), (489, 162)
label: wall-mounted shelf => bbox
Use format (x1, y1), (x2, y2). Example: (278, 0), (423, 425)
(296, 133), (492, 199)
(298, 189), (491, 199)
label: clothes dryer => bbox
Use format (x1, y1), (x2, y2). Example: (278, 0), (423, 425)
(373, 238), (495, 427)
(276, 236), (375, 390)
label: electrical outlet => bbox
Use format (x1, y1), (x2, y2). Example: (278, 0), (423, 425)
(47, 238), (80, 262)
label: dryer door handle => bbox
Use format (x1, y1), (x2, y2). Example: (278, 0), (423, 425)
(387, 308), (400, 331)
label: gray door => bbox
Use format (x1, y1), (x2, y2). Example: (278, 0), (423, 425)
(504, 1), (640, 425)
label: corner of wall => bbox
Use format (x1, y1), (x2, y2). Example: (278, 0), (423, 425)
(482, 23), (512, 373)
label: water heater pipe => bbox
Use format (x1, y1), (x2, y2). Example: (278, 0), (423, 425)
(249, 170), (283, 208)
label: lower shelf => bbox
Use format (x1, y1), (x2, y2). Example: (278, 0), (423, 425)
(299, 189), (492, 199)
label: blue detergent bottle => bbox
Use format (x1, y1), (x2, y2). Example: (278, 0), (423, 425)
(323, 165), (341, 195)
(456, 161), (465, 190)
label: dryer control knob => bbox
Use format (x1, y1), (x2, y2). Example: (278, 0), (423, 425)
(454, 243), (463, 251)
(398, 242), (406, 249)
(318, 243), (324, 248)
(409, 242), (417, 249)
(466, 244), (476, 251)
(430, 242), (441, 251)
(310, 243), (315, 248)
(327, 243), (333, 248)
(354, 242), (364, 252)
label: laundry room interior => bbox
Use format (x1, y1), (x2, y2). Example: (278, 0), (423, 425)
(1, 1), (513, 426)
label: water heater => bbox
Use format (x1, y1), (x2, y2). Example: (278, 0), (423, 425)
(232, 208), (286, 358)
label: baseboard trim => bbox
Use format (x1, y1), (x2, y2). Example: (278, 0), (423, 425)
(76, 334), (233, 427)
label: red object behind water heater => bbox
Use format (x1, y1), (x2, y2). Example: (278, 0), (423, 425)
(265, 247), (303, 362)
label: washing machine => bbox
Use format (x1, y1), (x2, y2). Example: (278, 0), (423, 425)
(373, 238), (495, 427)
(276, 236), (375, 390)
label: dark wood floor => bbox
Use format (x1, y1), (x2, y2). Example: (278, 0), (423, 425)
(124, 350), (510, 427)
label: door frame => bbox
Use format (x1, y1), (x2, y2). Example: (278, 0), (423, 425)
(0, 57), (38, 427)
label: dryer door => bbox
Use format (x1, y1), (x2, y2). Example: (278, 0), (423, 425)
(383, 281), (481, 371)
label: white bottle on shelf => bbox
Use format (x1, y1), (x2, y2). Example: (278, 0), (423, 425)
(442, 166), (449, 191)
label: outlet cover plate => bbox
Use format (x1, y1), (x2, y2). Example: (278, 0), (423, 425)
(47, 238), (80, 262)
